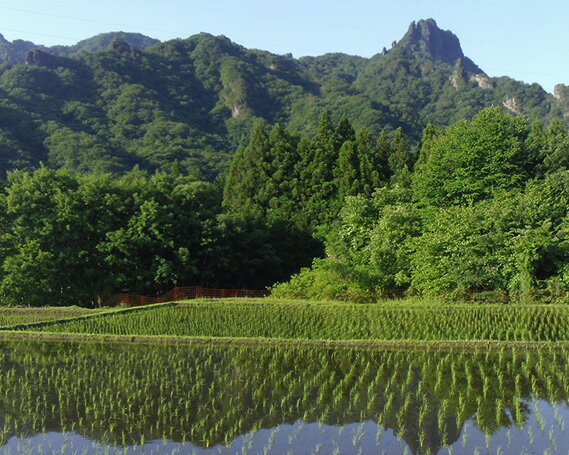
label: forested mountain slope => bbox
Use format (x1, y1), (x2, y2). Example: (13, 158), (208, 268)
(0, 31), (159, 64)
(0, 19), (567, 179)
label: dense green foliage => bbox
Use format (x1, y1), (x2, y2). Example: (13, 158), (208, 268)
(0, 340), (567, 453)
(3, 107), (569, 304)
(0, 19), (567, 179)
(18, 299), (569, 342)
(0, 169), (319, 306)
(223, 114), (391, 229)
(413, 108), (533, 205)
(273, 107), (569, 297)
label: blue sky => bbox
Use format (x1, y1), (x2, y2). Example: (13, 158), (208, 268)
(0, 0), (568, 92)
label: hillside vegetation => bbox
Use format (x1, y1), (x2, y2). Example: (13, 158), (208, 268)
(0, 19), (568, 179)
(268, 110), (569, 298)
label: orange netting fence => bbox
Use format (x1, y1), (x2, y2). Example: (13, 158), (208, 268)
(96, 286), (271, 307)
(96, 287), (569, 307)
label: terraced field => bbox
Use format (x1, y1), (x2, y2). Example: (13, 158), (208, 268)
(5, 299), (569, 344)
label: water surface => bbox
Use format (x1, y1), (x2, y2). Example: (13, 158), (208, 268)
(0, 341), (567, 454)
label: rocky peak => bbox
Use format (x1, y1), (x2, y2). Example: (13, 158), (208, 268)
(396, 19), (482, 73)
(405, 19), (462, 61)
(554, 84), (568, 100)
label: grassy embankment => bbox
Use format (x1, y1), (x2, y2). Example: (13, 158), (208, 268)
(0, 306), (110, 327)
(1, 298), (569, 346)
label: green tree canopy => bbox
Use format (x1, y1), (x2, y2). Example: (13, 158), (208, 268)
(413, 107), (532, 206)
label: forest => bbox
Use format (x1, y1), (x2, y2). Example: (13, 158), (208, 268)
(1, 106), (569, 305)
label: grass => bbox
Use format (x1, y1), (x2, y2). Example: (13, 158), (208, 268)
(0, 306), (109, 328)
(4, 297), (569, 345)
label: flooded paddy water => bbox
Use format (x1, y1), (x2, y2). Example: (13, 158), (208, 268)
(0, 340), (567, 454)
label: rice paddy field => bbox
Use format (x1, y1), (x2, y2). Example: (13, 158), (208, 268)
(0, 340), (567, 454)
(7, 299), (569, 343)
(0, 298), (568, 454)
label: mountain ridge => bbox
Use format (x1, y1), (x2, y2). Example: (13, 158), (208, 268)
(0, 31), (160, 64)
(0, 19), (566, 178)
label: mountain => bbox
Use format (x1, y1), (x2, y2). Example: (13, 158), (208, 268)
(50, 32), (160, 57)
(397, 19), (482, 72)
(0, 19), (567, 178)
(0, 32), (159, 64)
(0, 34), (47, 65)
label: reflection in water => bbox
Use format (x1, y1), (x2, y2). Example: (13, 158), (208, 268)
(0, 341), (567, 454)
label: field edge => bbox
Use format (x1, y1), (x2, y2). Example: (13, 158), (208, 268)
(2, 330), (569, 351)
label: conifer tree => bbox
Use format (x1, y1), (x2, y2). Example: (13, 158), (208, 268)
(336, 127), (380, 200)
(336, 114), (356, 144)
(375, 131), (392, 182)
(414, 123), (438, 171)
(263, 124), (299, 221)
(293, 136), (313, 202)
(336, 140), (359, 200)
(387, 128), (410, 175)
(388, 128), (414, 186)
(223, 120), (271, 217)
(298, 113), (343, 227)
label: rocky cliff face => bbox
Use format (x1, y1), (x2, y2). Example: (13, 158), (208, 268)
(553, 84), (569, 118)
(554, 84), (569, 101)
(395, 19), (483, 74)
(0, 33), (48, 64)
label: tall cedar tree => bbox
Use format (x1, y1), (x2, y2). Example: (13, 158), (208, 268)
(225, 115), (395, 230)
(223, 120), (271, 218)
(223, 122), (300, 222)
(388, 127), (414, 186)
(375, 132), (393, 182)
(264, 124), (299, 222)
(297, 113), (343, 227)
(335, 128), (382, 200)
